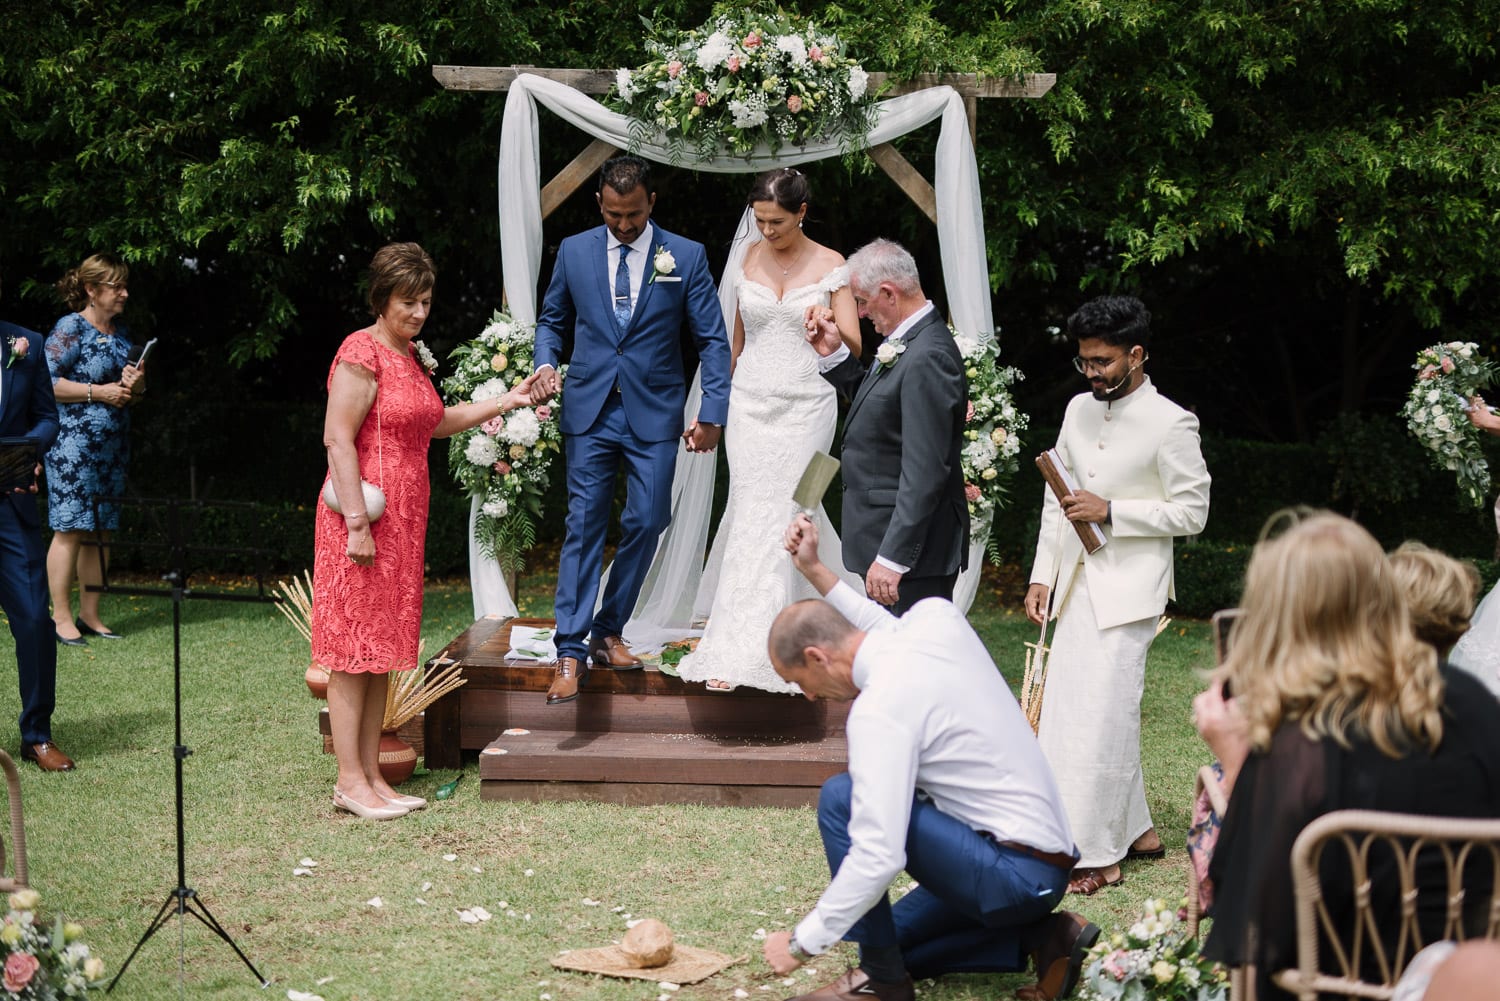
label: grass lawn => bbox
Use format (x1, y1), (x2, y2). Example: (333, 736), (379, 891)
(4, 567), (1215, 1000)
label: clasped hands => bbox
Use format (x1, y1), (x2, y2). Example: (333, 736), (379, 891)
(802, 305), (841, 357)
(525, 364), (720, 453)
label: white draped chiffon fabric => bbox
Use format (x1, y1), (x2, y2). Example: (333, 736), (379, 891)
(473, 72), (996, 629)
(1451, 583), (1500, 697)
(1036, 571), (1157, 868)
(676, 267), (856, 693)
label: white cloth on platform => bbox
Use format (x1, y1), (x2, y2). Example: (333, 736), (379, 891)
(474, 72), (997, 623)
(676, 266), (857, 693)
(1036, 572), (1157, 868)
(1451, 583), (1500, 698)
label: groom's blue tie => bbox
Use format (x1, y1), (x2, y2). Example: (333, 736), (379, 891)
(613, 244), (632, 331)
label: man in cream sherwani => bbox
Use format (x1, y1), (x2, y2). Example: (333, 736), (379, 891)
(1023, 295), (1210, 897)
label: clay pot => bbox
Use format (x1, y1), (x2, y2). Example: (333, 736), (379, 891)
(378, 730), (417, 785)
(305, 663), (330, 699)
(619, 918), (675, 968)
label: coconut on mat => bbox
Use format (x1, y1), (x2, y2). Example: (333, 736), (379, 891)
(550, 918), (743, 984)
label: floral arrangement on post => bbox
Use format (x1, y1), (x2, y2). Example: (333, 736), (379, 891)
(953, 330), (1027, 560)
(0, 888), (107, 998)
(1402, 340), (1498, 507)
(1078, 897), (1227, 1001)
(441, 310), (563, 574)
(610, 7), (876, 161)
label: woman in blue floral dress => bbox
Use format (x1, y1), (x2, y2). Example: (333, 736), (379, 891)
(43, 254), (146, 646)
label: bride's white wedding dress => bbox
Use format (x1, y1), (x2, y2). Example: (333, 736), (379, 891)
(677, 266), (855, 694)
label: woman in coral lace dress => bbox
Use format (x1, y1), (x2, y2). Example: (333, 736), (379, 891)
(313, 243), (536, 821)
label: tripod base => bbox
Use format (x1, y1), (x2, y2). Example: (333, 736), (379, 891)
(107, 885), (268, 993)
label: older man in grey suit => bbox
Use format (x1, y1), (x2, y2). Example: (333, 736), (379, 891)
(804, 239), (968, 615)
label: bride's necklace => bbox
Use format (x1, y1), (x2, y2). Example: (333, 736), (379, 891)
(768, 240), (807, 277)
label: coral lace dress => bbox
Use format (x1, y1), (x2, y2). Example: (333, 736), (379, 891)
(311, 331), (443, 674)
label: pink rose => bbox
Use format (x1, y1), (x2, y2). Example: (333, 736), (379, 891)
(965, 400), (975, 422)
(1441, 355), (1455, 373)
(492, 460), (512, 476)
(695, 91), (709, 107)
(727, 55), (741, 73)
(786, 94), (803, 113)
(482, 415), (505, 436)
(1419, 364), (1439, 381)
(667, 60), (683, 78)
(11, 338), (27, 359)
(743, 31), (761, 47)
(808, 45), (823, 61)
(536, 406), (552, 420)
(964, 483), (982, 503)
(4, 953), (39, 993)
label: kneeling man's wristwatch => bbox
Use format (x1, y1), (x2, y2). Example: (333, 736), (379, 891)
(788, 934), (814, 962)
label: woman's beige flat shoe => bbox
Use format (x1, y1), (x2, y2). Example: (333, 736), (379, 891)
(333, 788), (408, 821)
(380, 792), (427, 811)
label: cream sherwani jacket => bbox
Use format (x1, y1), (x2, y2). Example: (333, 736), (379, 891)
(1028, 377), (1210, 630)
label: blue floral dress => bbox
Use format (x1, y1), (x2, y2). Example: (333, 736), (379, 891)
(43, 313), (133, 531)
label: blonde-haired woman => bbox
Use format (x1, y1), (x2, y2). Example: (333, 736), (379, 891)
(1193, 512), (1500, 1000)
(44, 254), (145, 646)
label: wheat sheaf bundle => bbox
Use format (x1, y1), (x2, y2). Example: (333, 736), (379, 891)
(383, 645), (467, 731)
(272, 570), (314, 646)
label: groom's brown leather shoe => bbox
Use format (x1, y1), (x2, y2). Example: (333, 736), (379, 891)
(20, 741), (75, 772)
(1021, 910), (1099, 1000)
(784, 967), (914, 1000)
(546, 656), (588, 705)
(588, 634), (643, 670)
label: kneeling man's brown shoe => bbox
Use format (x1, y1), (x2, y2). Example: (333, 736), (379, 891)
(588, 634), (643, 670)
(1023, 910), (1100, 1000)
(20, 741), (75, 772)
(546, 656), (588, 705)
(785, 967), (914, 1001)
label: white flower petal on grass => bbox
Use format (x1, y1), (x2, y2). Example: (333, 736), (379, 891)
(443, 854), (459, 862)
(612, 905), (625, 913)
(581, 898), (603, 907)
(472, 906), (493, 921)
(288, 991), (326, 1001)
(421, 881), (433, 892)
(415, 898), (427, 906)
(622, 913), (632, 920)
(293, 867), (313, 877)
(498, 901), (509, 909)
(626, 918), (644, 928)
(659, 983), (681, 992)
(366, 897), (383, 908)
(752, 928), (767, 940)
(473, 866), (483, 874)
(457, 909), (480, 924)
(735, 991), (750, 999)
(525, 869), (536, 876)
(782, 978), (798, 987)
(299, 858), (318, 868)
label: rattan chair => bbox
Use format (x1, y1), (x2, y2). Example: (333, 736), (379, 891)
(0, 750), (27, 891)
(1271, 809), (1500, 1000)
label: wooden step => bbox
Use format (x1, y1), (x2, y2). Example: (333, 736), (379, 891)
(477, 729), (847, 807)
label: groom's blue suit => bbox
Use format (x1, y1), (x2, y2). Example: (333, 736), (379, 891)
(534, 223), (731, 665)
(0, 321), (60, 748)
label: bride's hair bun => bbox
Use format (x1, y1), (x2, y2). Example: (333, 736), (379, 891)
(748, 167), (811, 215)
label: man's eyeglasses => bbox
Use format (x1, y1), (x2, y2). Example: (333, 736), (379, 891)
(1072, 354), (1124, 375)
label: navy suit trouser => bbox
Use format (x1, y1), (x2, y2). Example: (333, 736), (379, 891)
(553, 394), (677, 662)
(0, 502), (56, 745)
(816, 771), (1069, 978)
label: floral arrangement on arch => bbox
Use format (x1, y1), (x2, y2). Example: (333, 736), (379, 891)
(1078, 897), (1227, 1001)
(954, 330), (1027, 558)
(1402, 340), (1498, 508)
(0, 888), (107, 998)
(610, 8), (876, 161)
(442, 310), (563, 573)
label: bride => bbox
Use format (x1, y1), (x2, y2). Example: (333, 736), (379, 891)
(677, 168), (861, 693)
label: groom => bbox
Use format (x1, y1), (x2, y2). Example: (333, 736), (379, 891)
(804, 239), (969, 614)
(530, 156), (731, 705)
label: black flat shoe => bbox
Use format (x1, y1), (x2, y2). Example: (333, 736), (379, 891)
(55, 631), (88, 648)
(76, 620), (124, 640)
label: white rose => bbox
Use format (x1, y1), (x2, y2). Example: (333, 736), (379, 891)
(465, 435), (500, 467)
(1427, 389), (1442, 404)
(952, 333), (980, 358)
(1434, 413), (1452, 431)
(653, 248), (676, 275)
(847, 65), (868, 100)
(482, 498), (509, 519)
(1460, 344), (1475, 358)
(616, 68), (636, 100)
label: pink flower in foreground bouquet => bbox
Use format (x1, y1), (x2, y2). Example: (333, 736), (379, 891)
(536, 406), (552, 420)
(492, 460), (511, 476)
(965, 399), (975, 422)
(3, 953), (39, 993)
(695, 91), (709, 107)
(1442, 355), (1456, 373)
(727, 54), (741, 72)
(743, 30), (761, 47)
(786, 94), (803, 113)
(964, 483), (982, 503)
(667, 60), (683, 78)
(482, 415), (505, 436)
(808, 45), (823, 61)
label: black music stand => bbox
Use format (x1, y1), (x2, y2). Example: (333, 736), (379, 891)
(87, 496), (275, 993)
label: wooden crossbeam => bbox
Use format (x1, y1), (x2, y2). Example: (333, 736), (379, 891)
(867, 143), (937, 225)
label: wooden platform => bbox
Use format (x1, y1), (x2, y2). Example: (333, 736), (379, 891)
(422, 616), (849, 806)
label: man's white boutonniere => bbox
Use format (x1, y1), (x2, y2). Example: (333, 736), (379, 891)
(414, 339), (438, 374)
(649, 245), (677, 284)
(5, 334), (28, 369)
(875, 338), (907, 371)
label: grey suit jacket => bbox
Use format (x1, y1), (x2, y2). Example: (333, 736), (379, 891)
(824, 308), (969, 578)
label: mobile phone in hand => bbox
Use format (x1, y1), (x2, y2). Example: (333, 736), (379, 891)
(1211, 608), (1242, 697)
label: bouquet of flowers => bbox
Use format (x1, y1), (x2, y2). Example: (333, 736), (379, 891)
(954, 330), (1027, 558)
(442, 311), (563, 573)
(610, 8), (876, 161)
(1401, 340), (1498, 507)
(1078, 897), (1227, 1001)
(0, 889), (106, 999)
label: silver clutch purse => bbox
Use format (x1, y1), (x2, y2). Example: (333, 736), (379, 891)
(322, 477), (386, 522)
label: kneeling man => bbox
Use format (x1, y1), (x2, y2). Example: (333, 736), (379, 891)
(761, 513), (1098, 1001)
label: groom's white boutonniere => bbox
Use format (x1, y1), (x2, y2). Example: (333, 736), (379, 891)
(649, 245), (679, 284)
(875, 338), (907, 372)
(5, 334), (28, 369)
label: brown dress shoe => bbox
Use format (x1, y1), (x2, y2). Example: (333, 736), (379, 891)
(20, 741), (75, 772)
(546, 656), (588, 705)
(1020, 910), (1100, 1000)
(588, 634), (643, 670)
(784, 967), (914, 1001)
